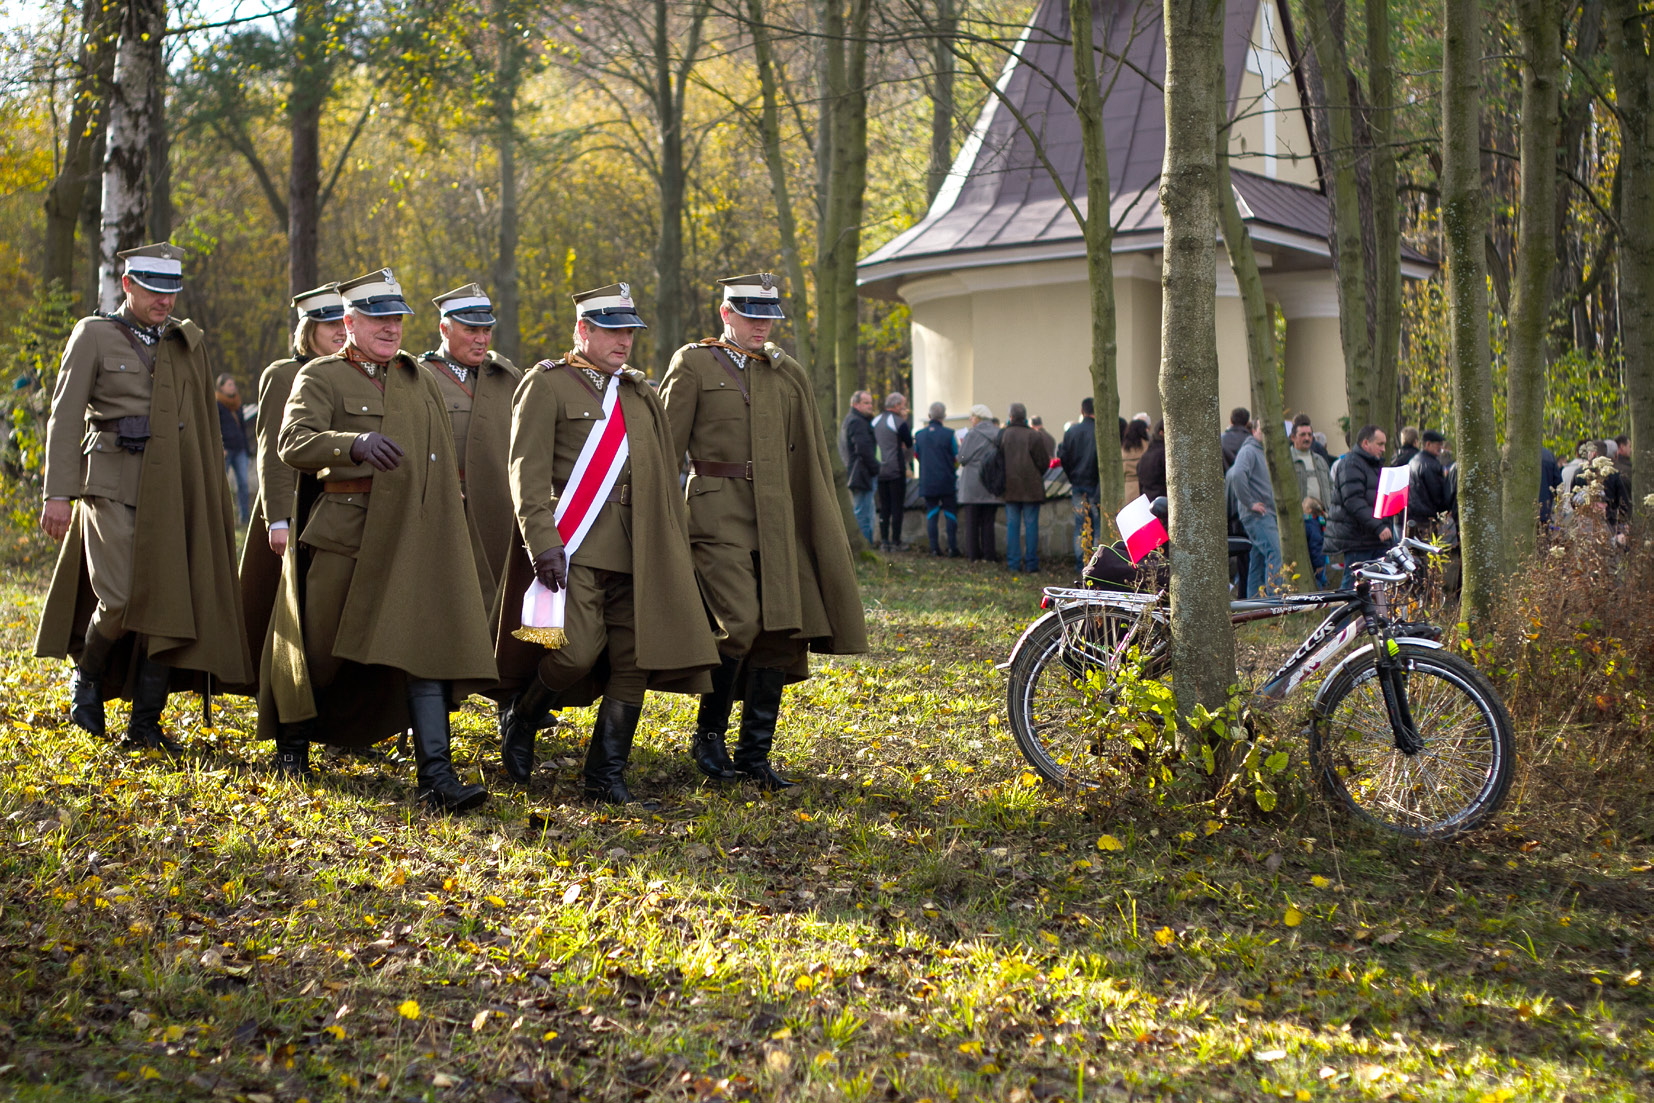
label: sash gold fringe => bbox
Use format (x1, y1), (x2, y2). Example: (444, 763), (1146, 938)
(512, 625), (567, 649)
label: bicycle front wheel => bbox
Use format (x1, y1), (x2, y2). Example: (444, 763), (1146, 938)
(1310, 644), (1514, 839)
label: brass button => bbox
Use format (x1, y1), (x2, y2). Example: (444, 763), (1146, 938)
(333, 448), (341, 456)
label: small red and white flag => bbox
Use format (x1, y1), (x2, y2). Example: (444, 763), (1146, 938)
(1374, 464), (1410, 519)
(1117, 494), (1169, 563)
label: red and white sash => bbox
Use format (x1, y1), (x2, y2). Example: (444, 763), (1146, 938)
(516, 377), (629, 648)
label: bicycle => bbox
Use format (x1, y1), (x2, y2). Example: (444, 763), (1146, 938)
(1001, 538), (1515, 840)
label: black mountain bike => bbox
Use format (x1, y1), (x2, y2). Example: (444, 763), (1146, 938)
(1001, 539), (1514, 840)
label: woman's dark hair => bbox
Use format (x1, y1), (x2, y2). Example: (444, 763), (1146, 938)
(1122, 419), (1150, 450)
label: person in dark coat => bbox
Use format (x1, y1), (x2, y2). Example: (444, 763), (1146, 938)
(1137, 420), (1166, 502)
(1001, 402), (1052, 572)
(837, 390), (877, 544)
(957, 405), (1002, 562)
(1539, 444), (1563, 525)
(913, 401), (960, 556)
(1408, 429), (1455, 529)
(1220, 406), (1251, 471)
(1058, 396), (1100, 572)
(216, 374), (251, 524)
(1393, 426), (1421, 470)
(1607, 435), (1634, 530)
(1324, 424), (1396, 568)
(872, 393), (912, 551)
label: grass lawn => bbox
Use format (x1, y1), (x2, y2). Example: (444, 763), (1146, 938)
(0, 553), (1648, 1102)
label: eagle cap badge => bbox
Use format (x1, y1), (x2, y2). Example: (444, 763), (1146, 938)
(759, 272), (774, 291)
(618, 281), (631, 300)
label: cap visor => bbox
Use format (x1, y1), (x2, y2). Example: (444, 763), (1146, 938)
(304, 306), (346, 321)
(355, 299), (415, 316)
(446, 310), (497, 327)
(585, 312), (647, 329)
(730, 302), (784, 319)
(128, 274), (183, 293)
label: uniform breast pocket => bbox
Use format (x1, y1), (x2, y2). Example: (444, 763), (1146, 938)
(80, 430), (123, 498)
(300, 494), (370, 557)
(699, 376), (747, 422)
(339, 390), (385, 431)
(97, 355), (148, 403)
(563, 401), (604, 426)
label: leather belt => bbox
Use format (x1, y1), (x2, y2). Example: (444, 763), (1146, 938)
(323, 477), (373, 494)
(606, 483), (632, 505)
(689, 459), (752, 480)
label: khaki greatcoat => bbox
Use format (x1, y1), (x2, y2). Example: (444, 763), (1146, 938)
(236, 355), (305, 682)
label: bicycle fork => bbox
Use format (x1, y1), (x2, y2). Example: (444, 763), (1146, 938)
(1374, 639), (1426, 755)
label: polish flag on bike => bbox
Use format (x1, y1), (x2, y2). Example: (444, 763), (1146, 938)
(1117, 494), (1169, 563)
(1374, 464), (1410, 518)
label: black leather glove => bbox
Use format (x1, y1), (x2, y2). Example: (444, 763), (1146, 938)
(533, 546), (568, 592)
(350, 431), (404, 471)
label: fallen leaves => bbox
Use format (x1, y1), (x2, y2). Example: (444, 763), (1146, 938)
(397, 999), (420, 1021)
(1096, 834), (1124, 851)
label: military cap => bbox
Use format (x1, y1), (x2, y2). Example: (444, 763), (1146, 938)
(117, 242), (186, 293)
(719, 272), (784, 319)
(572, 282), (647, 329)
(432, 283), (496, 327)
(338, 268), (414, 316)
(291, 283), (345, 322)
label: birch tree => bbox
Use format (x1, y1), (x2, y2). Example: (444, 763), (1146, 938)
(42, 0), (119, 297)
(97, 0), (166, 310)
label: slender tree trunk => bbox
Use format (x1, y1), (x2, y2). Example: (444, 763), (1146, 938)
(652, 0), (687, 376)
(97, 0), (166, 310)
(1071, 0), (1122, 526)
(487, 0), (525, 364)
(831, 0), (870, 420)
(79, 126), (105, 309)
(1365, 0), (1400, 434)
(1442, 0), (1501, 629)
(1503, 0), (1560, 560)
(1301, 0), (1375, 441)
(146, 61), (170, 242)
(42, 0), (118, 297)
(815, 0), (846, 406)
(1219, 116), (1314, 592)
(926, 0), (957, 205)
(286, 0), (328, 298)
(1159, 0), (1236, 717)
(1608, 0), (1654, 540)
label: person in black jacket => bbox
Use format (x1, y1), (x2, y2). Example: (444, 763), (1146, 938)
(1058, 397), (1100, 572)
(872, 392), (913, 551)
(1137, 420), (1166, 502)
(215, 373), (251, 524)
(838, 390), (877, 544)
(1324, 424), (1396, 568)
(1408, 429), (1455, 530)
(1220, 406), (1251, 471)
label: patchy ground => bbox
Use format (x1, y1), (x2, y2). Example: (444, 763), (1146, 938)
(0, 554), (1649, 1102)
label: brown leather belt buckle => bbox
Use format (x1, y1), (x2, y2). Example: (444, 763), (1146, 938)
(607, 483), (632, 506)
(690, 459), (753, 480)
(322, 477), (374, 494)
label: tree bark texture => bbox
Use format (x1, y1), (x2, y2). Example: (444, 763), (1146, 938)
(1071, 0), (1123, 528)
(652, 0), (686, 377)
(42, 0), (119, 298)
(813, 0), (845, 412)
(831, 0), (870, 423)
(487, 0), (529, 365)
(98, 0), (166, 310)
(1158, 0), (1236, 716)
(1364, 0), (1400, 435)
(1608, 0), (1654, 539)
(1502, 0), (1560, 560)
(1442, 0), (1502, 630)
(146, 61), (171, 243)
(926, 0), (957, 205)
(286, 0), (329, 299)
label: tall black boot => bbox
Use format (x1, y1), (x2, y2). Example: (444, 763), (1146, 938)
(732, 668), (795, 790)
(407, 679), (488, 813)
(123, 653), (182, 757)
(498, 674), (559, 784)
(70, 628), (118, 735)
(690, 653), (742, 780)
(584, 697), (656, 809)
(274, 720), (315, 778)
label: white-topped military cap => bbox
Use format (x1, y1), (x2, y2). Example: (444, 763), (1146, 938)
(117, 242), (186, 293)
(572, 282), (647, 329)
(338, 268), (414, 316)
(432, 282), (496, 327)
(291, 283), (344, 322)
(718, 272), (784, 319)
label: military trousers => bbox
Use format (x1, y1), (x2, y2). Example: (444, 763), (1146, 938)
(536, 565), (646, 705)
(80, 496), (135, 640)
(692, 543), (809, 671)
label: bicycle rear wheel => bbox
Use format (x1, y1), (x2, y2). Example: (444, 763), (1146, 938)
(1005, 608), (1169, 787)
(1310, 644), (1513, 839)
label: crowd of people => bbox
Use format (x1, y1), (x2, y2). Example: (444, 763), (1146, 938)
(35, 243), (867, 813)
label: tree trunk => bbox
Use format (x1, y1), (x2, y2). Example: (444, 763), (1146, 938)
(831, 0), (870, 421)
(1159, 0), (1236, 717)
(1502, 0), (1560, 560)
(1442, 0), (1501, 630)
(926, 0), (957, 205)
(79, 125), (105, 310)
(1608, 0), (1654, 541)
(487, 0), (525, 364)
(146, 60), (171, 242)
(1301, 0), (1375, 442)
(652, 0), (687, 376)
(814, 0), (846, 407)
(1218, 119), (1314, 592)
(42, 0), (119, 298)
(97, 0), (166, 310)
(1365, 0), (1400, 434)
(286, 0), (328, 298)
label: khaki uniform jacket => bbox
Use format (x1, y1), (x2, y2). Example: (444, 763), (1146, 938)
(492, 359), (718, 703)
(257, 350), (497, 744)
(35, 313), (254, 690)
(421, 349), (521, 608)
(235, 355), (305, 684)
(660, 339), (866, 660)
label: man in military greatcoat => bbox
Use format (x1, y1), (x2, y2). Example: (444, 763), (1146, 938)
(659, 274), (866, 789)
(35, 243), (252, 754)
(419, 284), (521, 609)
(238, 284), (347, 672)
(260, 268), (496, 812)
(493, 283), (717, 807)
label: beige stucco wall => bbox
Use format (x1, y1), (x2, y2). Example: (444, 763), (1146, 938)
(1227, 0), (1319, 188)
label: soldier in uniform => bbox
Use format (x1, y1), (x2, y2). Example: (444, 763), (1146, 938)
(660, 274), (867, 789)
(419, 284), (521, 609)
(261, 268), (496, 812)
(238, 284), (347, 670)
(493, 284), (717, 806)
(35, 243), (253, 752)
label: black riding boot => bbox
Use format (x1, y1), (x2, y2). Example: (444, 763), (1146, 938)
(690, 653), (741, 780)
(732, 667), (794, 790)
(123, 653), (182, 757)
(499, 674), (559, 784)
(70, 628), (118, 735)
(407, 679), (488, 813)
(584, 697), (656, 808)
(274, 720), (315, 778)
